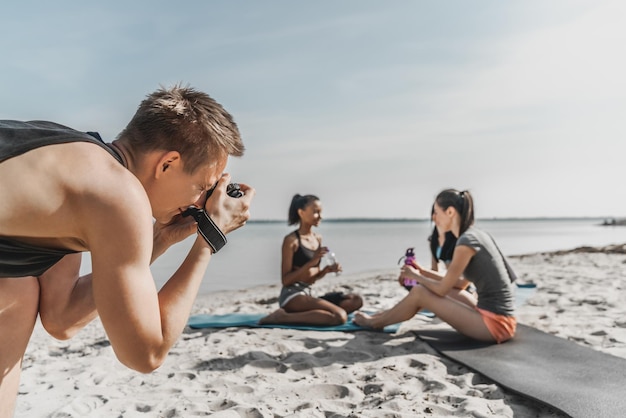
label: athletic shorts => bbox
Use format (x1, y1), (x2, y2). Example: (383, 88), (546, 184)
(278, 283), (346, 308)
(278, 282), (311, 308)
(476, 308), (517, 344)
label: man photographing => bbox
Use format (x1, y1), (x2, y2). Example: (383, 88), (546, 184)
(0, 85), (254, 417)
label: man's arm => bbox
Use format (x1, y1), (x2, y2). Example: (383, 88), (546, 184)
(84, 175), (251, 372)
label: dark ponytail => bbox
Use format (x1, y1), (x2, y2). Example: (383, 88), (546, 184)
(287, 194), (319, 225)
(435, 189), (475, 235)
(429, 228), (457, 262)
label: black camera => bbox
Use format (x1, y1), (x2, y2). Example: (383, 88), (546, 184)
(224, 183), (244, 198)
(182, 183), (243, 218)
(181, 183), (243, 253)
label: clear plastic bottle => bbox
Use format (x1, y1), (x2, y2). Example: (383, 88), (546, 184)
(321, 248), (340, 275)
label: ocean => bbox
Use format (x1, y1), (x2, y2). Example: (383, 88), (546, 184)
(81, 217), (626, 295)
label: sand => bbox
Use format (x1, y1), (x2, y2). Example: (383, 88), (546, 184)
(15, 244), (626, 417)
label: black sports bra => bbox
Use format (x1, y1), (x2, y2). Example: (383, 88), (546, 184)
(292, 231), (320, 268)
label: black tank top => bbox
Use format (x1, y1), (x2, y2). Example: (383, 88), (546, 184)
(0, 120), (124, 278)
(292, 231), (320, 268)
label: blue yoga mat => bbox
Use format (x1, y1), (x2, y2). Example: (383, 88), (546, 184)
(514, 283), (536, 306)
(187, 312), (401, 333)
(188, 285), (535, 333)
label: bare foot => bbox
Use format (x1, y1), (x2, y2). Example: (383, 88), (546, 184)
(259, 308), (288, 325)
(353, 311), (379, 328)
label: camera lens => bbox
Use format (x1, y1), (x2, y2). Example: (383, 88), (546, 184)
(226, 183), (243, 198)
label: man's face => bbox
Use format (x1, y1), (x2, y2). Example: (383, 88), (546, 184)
(152, 156), (228, 224)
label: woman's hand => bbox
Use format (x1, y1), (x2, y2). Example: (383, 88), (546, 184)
(311, 246), (343, 283)
(398, 264), (421, 285)
(322, 262), (342, 275)
(397, 260), (424, 286)
(312, 246), (329, 266)
(409, 260), (425, 275)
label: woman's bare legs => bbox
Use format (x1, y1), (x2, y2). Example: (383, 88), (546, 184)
(354, 285), (494, 342)
(0, 277), (40, 418)
(260, 295), (348, 326)
(360, 286), (476, 321)
(339, 293), (363, 314)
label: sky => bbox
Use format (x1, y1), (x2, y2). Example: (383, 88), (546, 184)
(1, 1), (624, 220)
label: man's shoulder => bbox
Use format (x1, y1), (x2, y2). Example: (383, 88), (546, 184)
(56, 145), (145, 211)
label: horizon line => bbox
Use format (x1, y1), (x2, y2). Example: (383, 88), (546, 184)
(247, 216), (623, 224)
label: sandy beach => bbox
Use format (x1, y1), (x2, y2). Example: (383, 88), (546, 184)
(15, 244), (626, 417)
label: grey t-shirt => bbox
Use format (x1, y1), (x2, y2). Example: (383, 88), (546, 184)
(456, 227), (515, 316)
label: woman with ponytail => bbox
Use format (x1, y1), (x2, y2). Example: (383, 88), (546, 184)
(260, 194), (363, 325)
(355, 189), (517, 343)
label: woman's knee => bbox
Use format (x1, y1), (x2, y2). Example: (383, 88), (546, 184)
(407, 284), (438, 306)
(408, 284), (426, 298)
(324, 305), (348, 325)
(341, 294), (363, 313)
(332, 309), (348, 325)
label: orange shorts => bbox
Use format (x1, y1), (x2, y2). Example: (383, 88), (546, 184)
(476, 308), (517, 344)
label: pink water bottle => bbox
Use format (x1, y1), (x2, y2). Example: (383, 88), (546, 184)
(399, 247), (418, 290)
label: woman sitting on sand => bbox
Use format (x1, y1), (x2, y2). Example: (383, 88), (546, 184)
(261, 194), (363, 325)
(355, 189), (517, 343)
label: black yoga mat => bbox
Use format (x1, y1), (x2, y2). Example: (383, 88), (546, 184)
(415, 324), (626, 418)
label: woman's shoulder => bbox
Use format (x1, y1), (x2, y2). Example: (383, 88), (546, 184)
(458, 227), (483, 244)
(283, 230), (300, 246)
(283, 230), (298, 240)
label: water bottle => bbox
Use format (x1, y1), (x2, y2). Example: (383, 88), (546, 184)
(399, 247), (417, 290)
(321, 248), (340, 275)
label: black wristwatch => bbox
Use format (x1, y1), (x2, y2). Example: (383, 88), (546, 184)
(181, 207), (227, 253)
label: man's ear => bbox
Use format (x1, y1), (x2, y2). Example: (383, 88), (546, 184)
(155, 151), (182, 178)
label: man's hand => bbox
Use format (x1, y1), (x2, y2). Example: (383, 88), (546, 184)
(202, 174), (254, 235)
(152, 213), (198, 262)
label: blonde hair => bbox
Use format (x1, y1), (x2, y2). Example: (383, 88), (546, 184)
(118, 84), (244, 173)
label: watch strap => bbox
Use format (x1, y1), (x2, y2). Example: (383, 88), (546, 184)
(185, 208), (227, 253)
